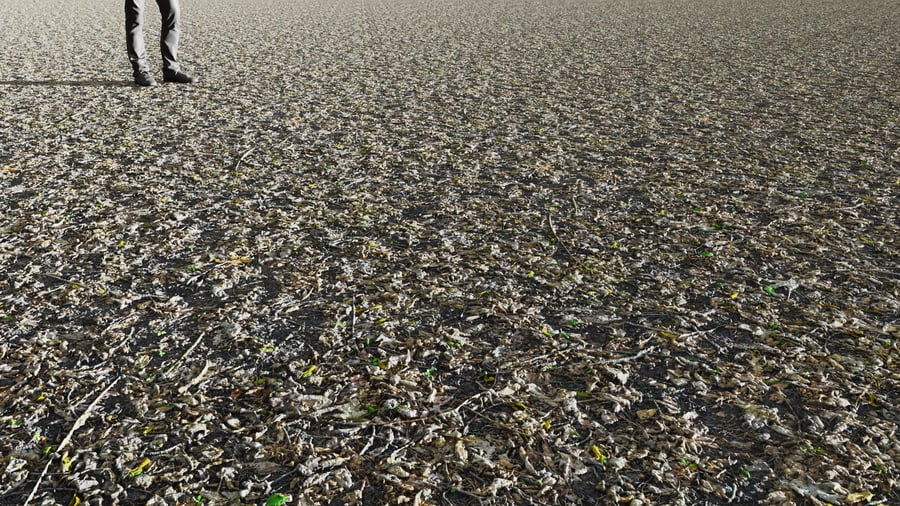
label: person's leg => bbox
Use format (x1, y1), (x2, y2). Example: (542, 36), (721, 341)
(125, 0), (148, 73)
(156, 0), (181, 73)
(156, 0), (197, 82)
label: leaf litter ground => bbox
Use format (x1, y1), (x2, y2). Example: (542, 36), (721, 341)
(0, 0), (898, 504)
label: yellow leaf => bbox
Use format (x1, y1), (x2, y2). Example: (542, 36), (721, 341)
(67, 493), (81, 506)
(730, 292), (739, 299)
(301, 365), (317, 377)
(636, 408), (658, 420)
(540, 327), (555, 337)
(542, 420), (551, 430)
(658, 330), (680, 340)
(591, 445), (606, 462)
(845, 492), (874, 504)
(36, 393), (46, 401)
(868, 393), (880, 407)
(62, 455), (72, 472)
(128, 458), (151, 476)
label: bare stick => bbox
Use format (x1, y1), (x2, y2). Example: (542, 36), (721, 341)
(23, 377), (120, 505)
(162, 332), (207, 379)
(548, 212), (574, 258)
(233, 147), (257, 171)
(351, 295), (358, 349)
(601, 346), (656, 364)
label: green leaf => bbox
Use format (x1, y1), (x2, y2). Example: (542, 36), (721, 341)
(763, 285), (776, 295)
(266, 494), (289, 506)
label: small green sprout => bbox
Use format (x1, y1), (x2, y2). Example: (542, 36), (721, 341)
(800, 445), (826, 455)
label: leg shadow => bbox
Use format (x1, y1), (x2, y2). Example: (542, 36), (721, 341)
(0, 79), (134, 87)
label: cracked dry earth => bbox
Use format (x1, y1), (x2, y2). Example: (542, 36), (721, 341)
(0, 0), (898, 505)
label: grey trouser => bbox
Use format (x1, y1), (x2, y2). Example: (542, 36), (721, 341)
(125, 0), (181, 74)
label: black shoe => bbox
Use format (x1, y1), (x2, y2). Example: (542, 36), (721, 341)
(133, 70), (157, 87)
(163, 70), (198, 84)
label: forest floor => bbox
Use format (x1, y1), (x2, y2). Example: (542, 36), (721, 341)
(0, 0), (897, 504)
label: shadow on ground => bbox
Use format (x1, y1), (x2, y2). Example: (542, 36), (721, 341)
(0, 79), (132, 87)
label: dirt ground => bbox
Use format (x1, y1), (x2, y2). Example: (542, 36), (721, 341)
(1, 0), (897, 504)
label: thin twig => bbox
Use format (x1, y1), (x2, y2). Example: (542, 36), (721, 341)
(547, 212), (574, 258)
(23, 377), (120, 506)
(351, 295), (358, 348)
(162, 332), (207, 379)
(54, 106), (92, 126)
(359, 426), (378, 456)
(233, 146), (257, 171)
(600, 346), (657, 365)
(177, 360), (212, 394)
